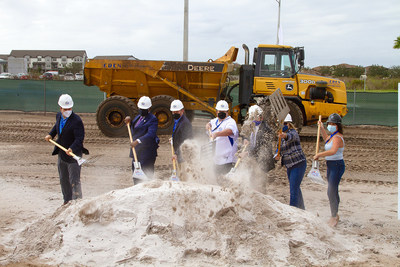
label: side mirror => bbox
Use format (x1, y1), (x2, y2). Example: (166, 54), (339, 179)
(297, 49), (305, 67)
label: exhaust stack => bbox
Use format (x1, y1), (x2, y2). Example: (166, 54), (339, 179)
(242, 44), (249, 65)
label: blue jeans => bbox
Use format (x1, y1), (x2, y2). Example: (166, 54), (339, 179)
(286, 161), (307, 210)
(326, 160), (345, 217)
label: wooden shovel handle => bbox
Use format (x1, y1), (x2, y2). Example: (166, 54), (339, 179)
(48, 139), (78, 158)
(170, 139), (177, 171)
(126, 122), (139, 163)
(315, 115), (322, 155)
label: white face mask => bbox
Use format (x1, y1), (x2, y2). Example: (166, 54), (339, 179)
(327, 125), (337, 133)
(62, 110), (72, 118)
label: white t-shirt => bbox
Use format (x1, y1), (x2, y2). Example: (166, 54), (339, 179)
(209, 116), (239, 165)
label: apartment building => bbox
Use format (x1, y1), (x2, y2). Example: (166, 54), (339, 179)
(7, 50), (87, 74)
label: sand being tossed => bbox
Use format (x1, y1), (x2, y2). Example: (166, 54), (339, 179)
(4, 179), (364, 266)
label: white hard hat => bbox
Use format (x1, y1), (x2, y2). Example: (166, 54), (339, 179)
(215, 100), (229, 111)
(170, 99), (184, 111)
(248, 105), (263, 117)
(58, 94), (74, 109)
(284, 113), (292, 122)
(137, 96), (152, 109)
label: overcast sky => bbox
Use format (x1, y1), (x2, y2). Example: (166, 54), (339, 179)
(1, 0), (399, 68)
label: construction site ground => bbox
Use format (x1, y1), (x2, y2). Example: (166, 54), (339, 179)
(0, 111), (398, 266)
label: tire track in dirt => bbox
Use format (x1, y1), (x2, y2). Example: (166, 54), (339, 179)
(0, 115), (397, 183)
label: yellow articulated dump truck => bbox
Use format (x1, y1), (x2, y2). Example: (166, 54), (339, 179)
(84, 44), (347, 137)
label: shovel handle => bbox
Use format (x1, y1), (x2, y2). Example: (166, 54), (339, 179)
(170, 139), (177, 171)
(48, 139), (79, 158)
(126, 122), (139, 163)
(233, 144), (248, 169)
(315, 115), (322, 155)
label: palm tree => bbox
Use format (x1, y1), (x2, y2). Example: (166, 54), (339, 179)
(394, 36), (400, 49)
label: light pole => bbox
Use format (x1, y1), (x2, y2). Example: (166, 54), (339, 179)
(276, 0), (281, 45)
(183, 0), (189, 61)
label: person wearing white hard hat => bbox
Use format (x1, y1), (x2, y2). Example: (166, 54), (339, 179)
(205, 100), (239, 175)
(124, 96), (159, 183)
(243, 105), (275, 174)
(45, 94), (89, 205)
(275, 113), (307, 210)
(170, 100), (193, 181)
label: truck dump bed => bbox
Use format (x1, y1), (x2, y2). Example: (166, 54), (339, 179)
(84, 47), (238, 114)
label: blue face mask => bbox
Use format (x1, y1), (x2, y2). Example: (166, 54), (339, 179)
(282, 125), (289, 132)
(253, 120), (261, 126)
(327, 125), (337, 133)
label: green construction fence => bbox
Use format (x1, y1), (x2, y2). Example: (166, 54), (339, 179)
(0, 80), (397, 126)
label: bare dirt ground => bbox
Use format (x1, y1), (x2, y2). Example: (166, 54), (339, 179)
(0, 111), (399, 266)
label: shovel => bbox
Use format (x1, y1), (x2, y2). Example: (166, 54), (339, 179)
(170, 138), (179, 181)
(200, 129), (215, 160)
(127, 122), (148, 182)
(307, 115), (325, 184)
(48, 139), (87, 166)
(226, 144), (248, 178)
(269, 88), (290, 157)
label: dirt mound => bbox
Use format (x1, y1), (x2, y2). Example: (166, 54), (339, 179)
(5, 180), (363, 266)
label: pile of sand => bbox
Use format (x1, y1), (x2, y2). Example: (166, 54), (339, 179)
(4, 179), (363, 266)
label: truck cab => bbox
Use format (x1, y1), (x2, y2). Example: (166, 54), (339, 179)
(235, 44), (347, 130)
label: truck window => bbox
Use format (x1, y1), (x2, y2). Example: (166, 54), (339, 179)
(259, 51), (292, 77)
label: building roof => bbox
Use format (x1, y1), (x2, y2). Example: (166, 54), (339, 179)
(93, 55), (138, 60)
(0, 54), (9, 60)
(9, 50), (87, 58)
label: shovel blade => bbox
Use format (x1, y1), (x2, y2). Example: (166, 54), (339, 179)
(225, 167), (236, 178)
(72, 155), (87, 166)
(307, 161), (325, 185)
(132, 168), (148, 180)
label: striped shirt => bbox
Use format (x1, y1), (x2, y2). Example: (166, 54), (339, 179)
(280, 129), (306, 168)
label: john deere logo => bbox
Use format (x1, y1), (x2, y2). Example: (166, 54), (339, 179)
(286, 84), (294, 91)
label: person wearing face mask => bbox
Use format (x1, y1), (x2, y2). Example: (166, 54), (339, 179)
(313, 113), (345, 227)
(205, 100), (239, 175)
(170, 99), (193, 181)
(242, 105), (275, 173)
(124, 96), (159, 183)
(275, 114), (307, 210)
(45, 94), (88, 205)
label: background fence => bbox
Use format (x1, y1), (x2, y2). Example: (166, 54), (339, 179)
(0, 80), (397, 126)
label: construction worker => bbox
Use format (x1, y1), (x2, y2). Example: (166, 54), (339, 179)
(275, 114), (307, 210)
(206, 100), (239, 175)
(45, 94), (88, 205)
(243, 105), (275, 173)
(170, 99), (193, 181)
(124, 96), (159, 184)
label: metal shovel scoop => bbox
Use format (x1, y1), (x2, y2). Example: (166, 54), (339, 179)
(170, 138), (179, 181)
(127, 122), (149, 182)
(200, 129), (215, 160)
(269, 88), (290, 157)
(48, 139), (87, 166)
(307, 115), (325, 185)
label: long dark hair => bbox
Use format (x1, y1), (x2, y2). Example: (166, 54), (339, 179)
(336, 123), (343, 134)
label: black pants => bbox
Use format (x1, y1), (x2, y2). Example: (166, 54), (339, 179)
(58, 155), (82, 204)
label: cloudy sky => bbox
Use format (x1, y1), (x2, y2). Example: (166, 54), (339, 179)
(1, 0), (399, 68)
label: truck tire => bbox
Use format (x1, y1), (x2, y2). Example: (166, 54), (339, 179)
(96, 96), (138, 137)
(150, 95), (175, 135)
(286, 100), (304, 133)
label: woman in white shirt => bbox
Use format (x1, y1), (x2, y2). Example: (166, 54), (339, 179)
(314, 113), (345, 227)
